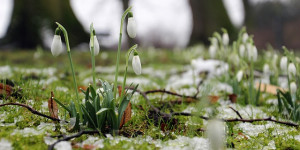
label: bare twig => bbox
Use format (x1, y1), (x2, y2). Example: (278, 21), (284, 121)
(145, 89), (197, 99)
(48, 130), (99, 150)
(0, 102), (61, 122)
(228, 106), (243, 119)
(127, 87), (299, 128)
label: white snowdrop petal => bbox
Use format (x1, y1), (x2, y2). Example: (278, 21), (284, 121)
(236, 70), (243, 82)
(209, 45), (217, 58)
(290, 82), (297, 95)
(239, 44), (245, 57)
(127, 17), (137, 38)
(132, 55), (142, 75)
(222, 33), (229, 46)
(51, 35), (63, 57)
(263, 64), (270, 75)
(288, 63), (296, 78)
(89, 35), (100, 55)
(242, 33), (248, 43)
(206, 119), (226, 150)
(280, 56), (288, 71)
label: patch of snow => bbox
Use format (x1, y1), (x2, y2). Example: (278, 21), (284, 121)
(263, 140), (276, 150)
(161, 136), (209, 150)
(0, 138), (13, 150)
(55, 86), (69, 92)
(12, 128), (43, 137)
(0, 66), (13, 78)
(44, 136), (56, 145)
(15, 67), (57, 77)
(54, 141), (72, 150)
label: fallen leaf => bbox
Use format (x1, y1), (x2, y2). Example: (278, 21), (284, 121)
(118, 85), (122, 97)
(209, 95), (219, 103)
(78, 86), (88, 92)
(119, 102), (131, 129)
(255, 83), (285, 95)
(228, 94), (237, 103)
(0, 83), (13, 97)
(48, 91), (59, 121)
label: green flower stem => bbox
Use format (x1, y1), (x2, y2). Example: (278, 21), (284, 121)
(121, 44), (138, 99)
(90, 23), (96, 88)
(113, 6), (132, 99)
(56, 22), (82, 121)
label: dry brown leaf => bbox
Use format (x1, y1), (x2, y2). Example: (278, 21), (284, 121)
(0, 83), (13, 96)
(48, 91), (59, 121)
(119, 102), (132, 129)
(209, 95), (219, 104)
(228, 94), (237, 103)
(255, 83), (285, 95)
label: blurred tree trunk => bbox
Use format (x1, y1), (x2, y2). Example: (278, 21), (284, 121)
(188, 0), (236, 45)
(0, 0), (88, 49)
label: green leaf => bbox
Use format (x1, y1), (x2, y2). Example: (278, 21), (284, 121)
(90, 85), (96, 99)
(276, 89), (283, 112)
(81, 104), (98, 129)
(85, 87), (90, 101)
(96, 108), (112, 115)
(53, 98), (71, 113)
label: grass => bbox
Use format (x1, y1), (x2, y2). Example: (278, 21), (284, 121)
(0, 46), (300, 149)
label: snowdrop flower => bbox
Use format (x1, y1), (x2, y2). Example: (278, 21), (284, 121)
(230, 53), (240, 66)
(247, 44), (257, 62)
(206, 119), (226, 150)
(272, 54), (278, 69)
(222, 33), (229, 46)
(280, 56), (288, 72)
(211, 37), (218, 47)
(263, 64), (270, 75)
(209, 45), (217, 58)
(239, 44), (245, 57)
(288, 62), (296, 79)
(236, 70), (243, 82)
(132, 52), (142, 75)
(290, 82), (297, 95)
(191, 59), (197, 69)
(252, 46), (258, 61)
(89, 34), (100, 55)
(127, 12), (136, 38)
(242, 33), (248, 43)
(51, 28), (63, 57)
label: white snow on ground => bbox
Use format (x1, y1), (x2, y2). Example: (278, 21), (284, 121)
(15, 67), (57, 77)
(0, 138), (13, 150)
(0, 66), (13, 78)
(12, 123), (55, 137)
(54, 141), (72, 150)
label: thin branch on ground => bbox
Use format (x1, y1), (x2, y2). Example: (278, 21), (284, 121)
(145, 89), (198, 99)
(48, 130), (99, 150)
(228, 106), (243, 119)
(127, 87), (299, 128)
(0, 102), (61, 122)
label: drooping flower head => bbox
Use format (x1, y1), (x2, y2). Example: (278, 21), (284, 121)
(89, 29), (100, 55)
(280, 56), (288, 72)
(127, 12), (137, 38)
(288, 62), (296, 79)
(132, 51), (141, 75)
(51, 27), (63, 57)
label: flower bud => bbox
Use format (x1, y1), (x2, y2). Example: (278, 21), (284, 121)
(288, 62), (296, 79)
(132, 53), (141, 75)
(89, 35), (100, 55)
(51, 35), (63, 57)
(263, 64), (270, 75)
(222, 33), (229, 46)
(239, 44), (245, 57)
(280, 56), (288, 72)
(127, 13), (137, 38)
(242, 33), (248, 43)
(290, 82), (297, 95)
(209, 45), (217, 58)
(206, 119), (226, 150)
(236, 70), (243, 82)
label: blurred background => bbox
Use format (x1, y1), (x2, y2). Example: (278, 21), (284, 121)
(0, 0), (300, 51)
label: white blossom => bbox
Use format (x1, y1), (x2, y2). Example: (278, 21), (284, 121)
(280, 56), (288, 72)
(209, 45), (217, 58)
(263, 64), (270, 75)
(239, 44), (245, 57)
(132, 55), (142, 75)
(242, 33), (248, 43)
(222, 33), (229, 46)
(290, 82), (297, 95)
(127, 17), (137, 38)
(236, 70), (243, 82)
(288, 63), (296, 79)
(51, 35), (63, 57)
(89, 35), (100, 55)
(206, 119), (226, 150)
